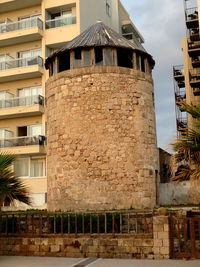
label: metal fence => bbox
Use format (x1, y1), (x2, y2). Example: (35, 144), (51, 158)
(0, 211), (153, 236)
(0, 135), (45, 148)
(0, 18), (43, 34)
(0, 95), (44, 109)
(0, 56), (43, 70)
(45, 16), (76, 29)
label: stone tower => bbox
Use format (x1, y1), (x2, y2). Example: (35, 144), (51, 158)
(45, 22), (159, 211)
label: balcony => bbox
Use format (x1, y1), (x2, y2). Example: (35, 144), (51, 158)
(0, 56), (43, 83)
(0, 95), (44, 119)
(188, 28), (200, 42)
(191, 56), (200, 68)
(45, 16), (76, 29)
(0, 18), (43, 47)
(185, 7), (199, 29)
(0, 0), (42, 14)
(122, 33), (136, 42)
(189, 68), (200, 87)
(175, 91), (186, 108)
(193, 87), (200, 96)
(45, 16), (78, 46)
(177, 118), (188, 134)
(173, 65), (185, 88)
(188, 41), (200, 56)
(0, 135), (46, 155)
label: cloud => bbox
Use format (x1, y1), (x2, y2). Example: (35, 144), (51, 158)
(121, 0), (186, 151)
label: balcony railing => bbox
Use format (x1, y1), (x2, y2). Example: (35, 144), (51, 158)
(0, 17), (43, 34)
(0, 56), (43, 71)
(190, 68), (200, 86)
(45, 16), (76, 29)
(177, 118), (188, 130)
(173, 65), (184, 77)
(0, 135), (45, 148)
(0, 95), (44, 109)
(188, 41), (200, 51)
(193, 87), (200, 96)
(188, 28), (200, 42)
(175, 91), (186, 103)
(191, 56), (200, 67)
(122, 33), (134, 41)
(185, 7), (199, 21)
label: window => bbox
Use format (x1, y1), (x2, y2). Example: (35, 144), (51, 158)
(29, 193), (46, 206)
(106, 0), (111, 16)
(14, 157), (46, 178)
(117, 49), (133, 68)
(18, 49), (41, 59)
(0, 129), (13, 148)
(0, 128), (13, 139)
(141, 57), (145, 72)
(17, 124), (42, 137)
(31, 159), (46, 177)
(0, 91), (13, 108)
(58, 51), (70, 72)
(14, 158), (29, 177)
(18, 14), (41, 29)
(95, 47), (103, 65)
(83, 49), (91, 67)
(18, 86), (42, 106)
(74, 48), (82, 68)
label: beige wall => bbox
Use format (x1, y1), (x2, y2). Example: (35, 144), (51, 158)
(0, 5), (41, 21)
(0, 115), (42, 134)
(0, 41), (41, 58)
(0, 78), (41, 96)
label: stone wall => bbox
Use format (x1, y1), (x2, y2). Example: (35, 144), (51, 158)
(0, 236), (153, 259)
(0, 216), (170, 259)
(46, 66), (159, 211)
(159, 181), (200, 206)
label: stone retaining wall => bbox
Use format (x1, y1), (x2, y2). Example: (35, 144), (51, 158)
(0, 216), (170, 259)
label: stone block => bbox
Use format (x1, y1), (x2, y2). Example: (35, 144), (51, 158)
(157, 231), (169, 239)
(50, 245), (60, 253)
(28, 245), (39, 252)
(154, 239), (162, 247)
(160, 246), (170, 255)
(40, 245), (50, 253)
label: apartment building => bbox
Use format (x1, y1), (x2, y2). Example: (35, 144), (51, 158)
(0, 0), (143, 209)
(173, 0), (200, 138)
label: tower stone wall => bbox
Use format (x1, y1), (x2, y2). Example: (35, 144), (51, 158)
(46, 66), (159, 211)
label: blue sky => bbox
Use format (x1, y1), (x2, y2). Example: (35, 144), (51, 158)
(120, 0), (187, 151)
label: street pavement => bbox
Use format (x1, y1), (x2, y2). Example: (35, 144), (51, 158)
(0, 257), (200, 267)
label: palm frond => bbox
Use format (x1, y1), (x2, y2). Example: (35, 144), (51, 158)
(179, 102), (200, 118)
(0, 152), (31, 207)
(172, 103), (200, 181)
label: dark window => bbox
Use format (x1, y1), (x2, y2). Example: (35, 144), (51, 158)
(18, 126), (27, 137)
(95, 47), (103, 65)
(117, 49), (133, 68)
(141, 57), (145, 72)
(74, 48), (82, 60)
(58, 51), (70, 72)
(136, 54), (140, 70)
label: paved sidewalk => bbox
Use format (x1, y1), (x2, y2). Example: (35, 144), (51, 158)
(0, 257), (200, 267)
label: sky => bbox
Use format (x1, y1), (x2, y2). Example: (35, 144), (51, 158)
(120, 0), (188, 152)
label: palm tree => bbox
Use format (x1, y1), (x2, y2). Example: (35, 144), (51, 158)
(0, 152), (31, 208)
(173, 103), (200, 181)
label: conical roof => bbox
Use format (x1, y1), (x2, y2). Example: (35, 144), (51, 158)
(46, 22), (152, 67)
(59, 21), (146, 52)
